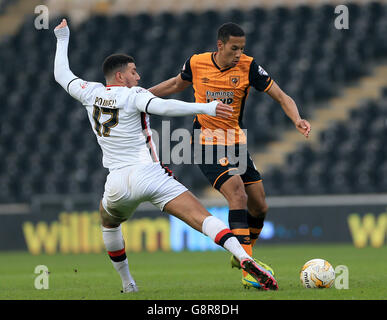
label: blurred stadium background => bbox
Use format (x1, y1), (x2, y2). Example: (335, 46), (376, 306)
(0, 0), (386, 255)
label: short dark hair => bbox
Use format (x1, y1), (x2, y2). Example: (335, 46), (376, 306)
(102, 54), (135, 78)
(217, 22), (245, 43)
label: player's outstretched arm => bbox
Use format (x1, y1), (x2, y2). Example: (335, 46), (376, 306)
(146, 98), (233, 119)
(266, 81), (311, 138)
(54, 19), (97, 104)
(134, 90), (232, 119)
(53, 19), (78, 91)
(148, 74), (191, 97)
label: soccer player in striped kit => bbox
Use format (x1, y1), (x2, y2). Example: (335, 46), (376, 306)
(150, 22), (310, 289)
(53, 19), (278, 292)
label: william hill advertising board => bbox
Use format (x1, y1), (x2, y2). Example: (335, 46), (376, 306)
(0, 195), (386, 254)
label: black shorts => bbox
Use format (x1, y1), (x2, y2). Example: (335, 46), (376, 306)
(192, 141), (262, 190)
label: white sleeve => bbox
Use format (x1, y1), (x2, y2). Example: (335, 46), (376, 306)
(53, 27), (76, 90)
(131, 87), (217, 116)
(54, 26), (101, 104)
(67, 79), (102, 105)
(126, 87), (157, 113)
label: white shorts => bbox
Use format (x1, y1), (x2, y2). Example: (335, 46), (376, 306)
(101, 163), (187, 220)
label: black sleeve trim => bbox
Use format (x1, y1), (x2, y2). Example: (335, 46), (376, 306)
(66, 77), (80, 93)
(180, 57), (193, 82)
(248, 60), (272, 92)
(145, 97), (157, 114)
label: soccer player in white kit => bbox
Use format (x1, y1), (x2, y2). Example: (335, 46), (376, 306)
(53, 19), (278, 292)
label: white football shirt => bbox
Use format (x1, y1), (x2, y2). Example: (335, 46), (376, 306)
(67, 79), (159, 170)
(54, 26), (217, 173)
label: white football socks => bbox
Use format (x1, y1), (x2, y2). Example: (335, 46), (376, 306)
(202, 216), (251, 263)
(102, 225), (136, 288)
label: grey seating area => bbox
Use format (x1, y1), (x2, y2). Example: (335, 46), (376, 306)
(263, 89), (387, 196)
(0, 2), (386, 203)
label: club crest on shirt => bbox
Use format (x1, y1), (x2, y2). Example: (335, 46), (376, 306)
(229, 76), (240, 87)
(80, 81), (88, 89)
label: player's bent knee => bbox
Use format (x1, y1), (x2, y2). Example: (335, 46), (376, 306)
(249, 203), (268, 217)
(220, 177), (248, 207)
(235, 189), (248, 203)
(99, 201), (122, 228)
(225, 188), (248, 208)
(257, 203), (268, 215)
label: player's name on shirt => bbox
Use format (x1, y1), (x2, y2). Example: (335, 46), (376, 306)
(94, 96), (117, 108)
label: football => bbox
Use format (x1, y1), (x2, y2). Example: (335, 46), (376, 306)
(300, 258), (335, 288)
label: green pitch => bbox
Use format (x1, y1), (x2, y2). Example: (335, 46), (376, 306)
(0, 244), (385, 300)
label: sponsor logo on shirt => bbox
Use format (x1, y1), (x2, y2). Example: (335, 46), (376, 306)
(135, 87), (149, 94)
